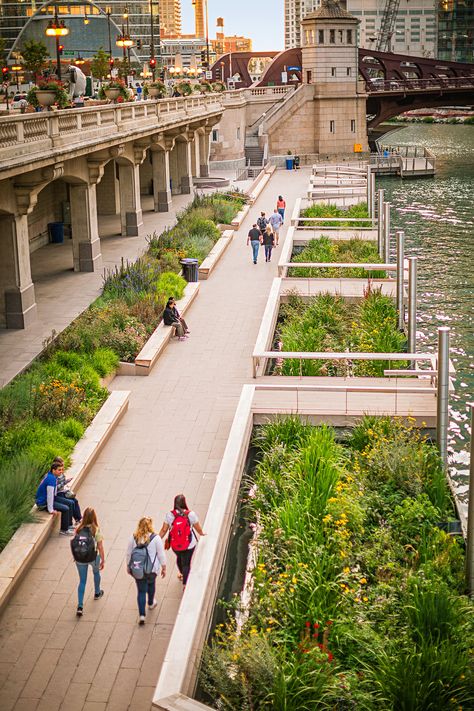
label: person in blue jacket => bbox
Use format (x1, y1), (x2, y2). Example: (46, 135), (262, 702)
(35, 460), (74, 535)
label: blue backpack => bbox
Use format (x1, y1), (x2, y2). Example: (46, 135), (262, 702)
(128, 534), (157, 580)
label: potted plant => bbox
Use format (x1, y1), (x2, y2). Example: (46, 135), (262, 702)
(212, 80), (226, 93)
(99, 79), (130, 102)
(175, 81), (192, 97)
(27, 78), (69, 110)
(147, 80), (167, 99)
(197, 81), (212, 94)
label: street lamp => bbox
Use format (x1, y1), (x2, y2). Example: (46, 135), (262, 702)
(45, 5), (69, 79)
(11, 64), (22, 91)
(74, 56), (85, 66)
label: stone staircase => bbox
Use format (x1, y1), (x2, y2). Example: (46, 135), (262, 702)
(245, 145), (264, 167)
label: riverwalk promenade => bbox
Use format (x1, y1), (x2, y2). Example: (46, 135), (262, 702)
(0, 168), (311, 711)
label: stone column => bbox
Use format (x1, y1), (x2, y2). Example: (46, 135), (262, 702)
(0, 213), (37, 329)
(169, 145), (181, 196)
(70, 183), (102, 272)
(199, 129), (211, 177)
(191, 133), (201, 178)
(118, 162), (143, 236)
(176, 139), (193, 195)
(151, 148), (172, 212)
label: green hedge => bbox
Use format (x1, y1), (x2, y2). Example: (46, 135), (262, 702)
(201, 417), (473, 710)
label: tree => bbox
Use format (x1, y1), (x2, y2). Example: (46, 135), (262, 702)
(90, 47), (110, 82)
(22, 39), (49, 81)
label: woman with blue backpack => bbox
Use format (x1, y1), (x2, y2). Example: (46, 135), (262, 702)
(70, 507), (105, 617)
(126, 517), (167, 625)
(159, 494), (206, 590)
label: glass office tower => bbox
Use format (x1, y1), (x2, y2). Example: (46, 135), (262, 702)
(437, 0), (473, 63)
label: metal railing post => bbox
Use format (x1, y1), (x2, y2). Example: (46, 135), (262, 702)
(466, 404), (474, 597)
(407, 256), (417, 365)
(396, 230), (405, 331)
(383, 201), (391, 262)
(377, 189), (384, 258)
(371, 171), (376, 223)
(366, 165), (372, 216)
(436, 326), (450, 470)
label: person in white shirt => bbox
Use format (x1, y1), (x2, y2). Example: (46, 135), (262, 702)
(126, 517), (167, 624)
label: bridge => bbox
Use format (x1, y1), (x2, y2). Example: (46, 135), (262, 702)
(212, 48), (474, 127)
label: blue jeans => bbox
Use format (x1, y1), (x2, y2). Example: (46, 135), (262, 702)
(135, 574), (157, 615)
(251, 240), (260, 263)
(76, 556), (101, 606)
(55, 494), (81, 523)
(264, 245), (273, 261)
(278, 208), (285, 223)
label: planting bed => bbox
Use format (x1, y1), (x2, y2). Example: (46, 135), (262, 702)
(289, 236), (385, 279)
(301, 202), (372, 228)
(0, 192), (246, 551)
(272, 290), (407, 377)
(200, 416), (473, 710)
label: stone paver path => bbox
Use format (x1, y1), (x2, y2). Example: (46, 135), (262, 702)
(0, 168), (311, 711)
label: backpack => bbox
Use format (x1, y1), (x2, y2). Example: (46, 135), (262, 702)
(71, 527), (97, 563)
(128, 533), (157, 580)
(257, 217), (267, 231)
(169, 509), (192, 552)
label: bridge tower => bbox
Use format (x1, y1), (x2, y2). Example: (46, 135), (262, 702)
(301, 0), (368, 154)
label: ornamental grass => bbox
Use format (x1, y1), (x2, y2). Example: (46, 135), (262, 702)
(201, 416), (473, 710)
(289, 236), (385, 279)
(275, 289), (407, 377)
(301, 202), (372, 228)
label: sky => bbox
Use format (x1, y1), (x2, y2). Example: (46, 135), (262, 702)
(180, 0), (284, 51)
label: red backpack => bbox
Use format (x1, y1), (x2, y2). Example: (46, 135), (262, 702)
(169, 509), (192, 552)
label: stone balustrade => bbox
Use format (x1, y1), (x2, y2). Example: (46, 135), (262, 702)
(0, 94), (224, 171)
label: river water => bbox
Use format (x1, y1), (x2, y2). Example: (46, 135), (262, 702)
(378, 124), (474, 513)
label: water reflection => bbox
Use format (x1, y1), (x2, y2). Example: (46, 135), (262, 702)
(379, 124), (474, 509)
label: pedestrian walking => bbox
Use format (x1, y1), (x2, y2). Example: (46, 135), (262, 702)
(127, 516), (166, 625)
(263, 225), (275, 262)
(163, 297), (190, 340)
(71, 507), (105, 617)
(35, 460), (73, 535)
(269, 209), (284, 246)
(277, 195), (286, 223)
(159, 494), (206, 590)
(247, 223), (262, 264)
(257, 212), (268, 236)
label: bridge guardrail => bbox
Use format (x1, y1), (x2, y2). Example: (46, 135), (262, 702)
(366, 75), (474, 93)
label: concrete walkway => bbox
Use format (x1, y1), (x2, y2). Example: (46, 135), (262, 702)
(0, 168), (311, 711)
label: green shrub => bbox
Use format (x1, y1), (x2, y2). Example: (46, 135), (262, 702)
(290, 236), (385, 278)
(156, 272), (187, 300)
(89, 348), (119, 377)
(302, 202), (371, 227)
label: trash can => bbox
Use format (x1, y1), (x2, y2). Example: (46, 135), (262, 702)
(180, 258), (199, 282)
(294, 155), (300, 170)
(48, 222), (64, 244)
(286, 158), (294, 170)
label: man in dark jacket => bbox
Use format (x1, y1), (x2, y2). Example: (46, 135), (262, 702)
(163, 297), (189, 340)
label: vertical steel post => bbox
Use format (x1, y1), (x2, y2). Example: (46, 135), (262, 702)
(466, 404), (474, 596)
(396, 230), (405, 331)
(407, 256), (417, 365)
(436, 326), (450, 470)
(383, 201), (391, 262)
(371, 171), (376, 223)
(377, 188), (384, 258)
(366, 165), (372, 217)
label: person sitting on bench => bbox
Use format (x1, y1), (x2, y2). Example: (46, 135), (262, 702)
(163, 297), (189, 341)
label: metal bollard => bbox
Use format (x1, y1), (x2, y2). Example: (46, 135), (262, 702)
(383, 201), (391, 263)
(377, 189), (384, 258)
(396, 230), (405, 331)
(466, 404), (474, 597)
(407, 256), (417, 364)
(436, 327), (450, 470)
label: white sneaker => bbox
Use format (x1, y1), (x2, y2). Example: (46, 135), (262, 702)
(59, 529), (73, 536)
(148, 600), (158, 610)
(138, 615), (146, 625)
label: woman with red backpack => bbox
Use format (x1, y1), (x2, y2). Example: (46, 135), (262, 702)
(159, 494), (206, 590)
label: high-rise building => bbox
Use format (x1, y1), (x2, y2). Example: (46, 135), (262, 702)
(192, 0), (205, 39)
(160, 0), (182, 37)
(284, 1), (438, 58)
(437, 0), (473, 63)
